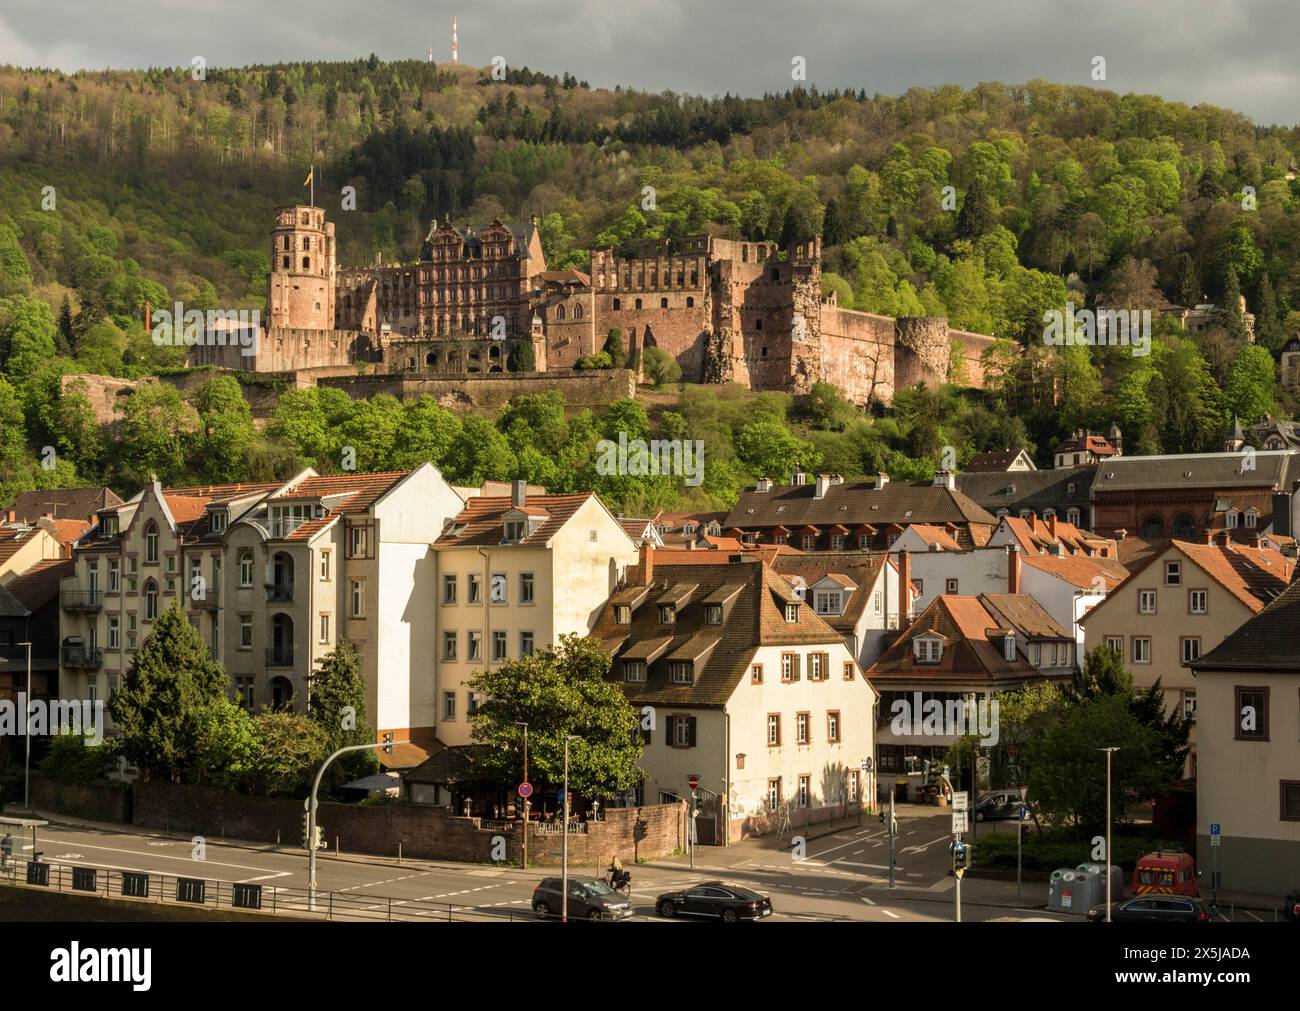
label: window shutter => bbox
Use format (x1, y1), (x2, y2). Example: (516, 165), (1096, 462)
(793, 654), (801, 681)
(665, 717), (674, 747)
(688, 716), (697, 747)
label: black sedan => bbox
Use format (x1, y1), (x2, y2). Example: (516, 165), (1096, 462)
(655, 882), (773, 922)
(1087, 896), (1212, 923)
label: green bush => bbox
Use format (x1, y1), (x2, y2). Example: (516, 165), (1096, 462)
(973, 827), (1188, 873)
(37, 733), (116, 785)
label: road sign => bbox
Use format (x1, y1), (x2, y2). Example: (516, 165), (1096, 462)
(688, 774), (699, 791)
(1210, 822), (1221, 836)
(952, 811), (968, 834)
(517, 782), (533, 799)
(1018, 805), (1028, 821)
(1210, 835), (1221, 848)
(862, 758), (873, 772)
(952, 791), (969, 813)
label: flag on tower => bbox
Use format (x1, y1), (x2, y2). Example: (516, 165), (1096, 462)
(303, 165), (315, 206)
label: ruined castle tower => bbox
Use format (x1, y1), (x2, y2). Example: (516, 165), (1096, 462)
(269, 205), (336, 331)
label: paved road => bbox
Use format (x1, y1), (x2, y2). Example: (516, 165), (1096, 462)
(7, 812), (1078, 923)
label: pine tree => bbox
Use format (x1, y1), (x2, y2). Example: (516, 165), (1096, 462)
(602, 327), (626, 368)
(56, 296), (74, 357)
(507, 338), (535, 372)
(107, 604), (230, 782)
(955, 178), (994, 240)
(1256, 273), (1283, 353)
(1222, 266), (1248, 342)
(822, 196), (846, 246)
(308, 641), (378, 785)
(1176, 253), (1201, 309)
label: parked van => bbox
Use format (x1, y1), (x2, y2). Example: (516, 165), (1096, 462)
(1132, 850), (1198, 897)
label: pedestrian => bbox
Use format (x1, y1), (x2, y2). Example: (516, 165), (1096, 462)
(0, 832), (13, 870)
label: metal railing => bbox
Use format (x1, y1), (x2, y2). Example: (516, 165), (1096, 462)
(533, 820), (588, 836)
(60, 590), (102, 612)
(266, 585), (294, 603)
(61, 646), (104, 669)
(0, 858), (536, 923)
(190, 588), (219, 610)
(265, 648), (294, 668)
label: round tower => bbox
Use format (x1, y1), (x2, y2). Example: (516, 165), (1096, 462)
(269, 205), (336, 331)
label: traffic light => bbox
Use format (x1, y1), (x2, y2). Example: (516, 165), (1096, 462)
(301, 813), (311, 851)
(313, 825), (325, 851)
(382, 732), (394, 756)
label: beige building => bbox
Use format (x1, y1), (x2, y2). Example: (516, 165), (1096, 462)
(1189, 579), (1300, 896)
(593, 548), (876, 843)
(221, 465), (463, 743)
(59, 478), (282, 720)
(1080, 536), (1293, 776)
(0, 523), (68, 582)
(430, 484), (640, 749)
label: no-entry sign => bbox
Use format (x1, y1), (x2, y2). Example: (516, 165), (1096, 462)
(688, 775), (700, 791)
(517, 782), (533, 798)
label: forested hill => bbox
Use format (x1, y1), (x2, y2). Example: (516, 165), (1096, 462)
(1, 57), (1299, 506)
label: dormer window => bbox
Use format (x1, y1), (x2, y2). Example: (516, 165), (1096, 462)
(785, 603), (800, 623)
(670, 661), (693, 684)
(659, 605), (676, 625)
(210, 510), (227, 534)
(101, 514), (118, 537)
(1003, 634), (1016, 661)
(814, 591), (842, 616)
(504, 520), (526, 542)
(623, 660), (646, 683)
(1244, 509), (1258, 529)
(615, 606), (631, 625)
(914, 635), (944, 664)
(704, 604), (723, 625)
(1225, 509), (1239, 529)
(683, 523), (696, 535)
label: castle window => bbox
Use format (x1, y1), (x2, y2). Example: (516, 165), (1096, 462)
(635, 298), (643, 310)
(756, 319), (763, 330)
(282, 257), (290, 269)
(575, 304), (583, 319)
(283, 236), (291, 250)
(686, 297), (695, 308)
(691, 271), (698, 284)
(303, 257), (311, 270)
(557, 305), (566, 320)
(660, 297), (668, 308)
(612, 298), (621, 310)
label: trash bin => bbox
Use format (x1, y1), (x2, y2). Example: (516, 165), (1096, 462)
(1048, 868), (1084, 914)
(894, 779), (909, 804)
(1076, 863), (1124, 905)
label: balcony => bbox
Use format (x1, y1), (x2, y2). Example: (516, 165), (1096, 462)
(265, 647), (294, 668)
(62, 646), (104, 669)
(266, 584), (295, 603)
(61, 590), (103, 612)
(190, 588), (220, 610)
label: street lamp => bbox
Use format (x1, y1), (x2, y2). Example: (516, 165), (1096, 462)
(1100, 746), (1121, 923)
(561, 734), (580, 923)
(515, 722), (529, 869)
(18, 642), (31, 809)
(306, 738), (408, 911)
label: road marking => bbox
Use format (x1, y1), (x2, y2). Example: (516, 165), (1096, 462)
(882, 909), (901, 919)
(860, 896), (876, 905)
(36, 838), (283, 875)
(1244, 909), (1263, 922)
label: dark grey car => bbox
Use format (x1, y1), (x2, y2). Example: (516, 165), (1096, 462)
(532, 876), (633, 921)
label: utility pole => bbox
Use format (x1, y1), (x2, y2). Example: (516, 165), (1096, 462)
(19, 642), (31, 809)
(516, 722), (529, 870)
(307, 737), (406, 911)
(1100, 747), (1120, 924)
(887, 787), (897, 888)
(561, 735), (579, 923)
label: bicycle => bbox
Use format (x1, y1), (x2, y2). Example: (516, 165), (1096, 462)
(605, 870), (632, 898)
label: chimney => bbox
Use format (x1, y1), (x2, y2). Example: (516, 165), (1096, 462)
(756, 477), (772, 493)
(1007, 544), (1021, 594)
(814, 474), (831, 500)
(1215, 529), (1231, 547)
(1250, 532), (1263, 548)
(511, 479), (527, 508)
(4, 510), (13, 524)
(639, 543), (654, 585)
(932, 471), (955, 490)
(1115, 528), (1127, 542)
(875, 472), (890, 489)
(1202, 530), (1215, 545)
(898, 550), (912, 620)
(1047, 514), (1058, 540)
(1026, 514), (1037, 534)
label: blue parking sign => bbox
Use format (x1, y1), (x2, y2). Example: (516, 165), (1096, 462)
(1210, 823), (1220, 836)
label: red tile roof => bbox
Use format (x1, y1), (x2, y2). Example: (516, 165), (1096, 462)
(436, 493), (602, 548)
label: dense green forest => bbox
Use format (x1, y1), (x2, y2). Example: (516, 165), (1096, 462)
(1, 57), (1297, 508)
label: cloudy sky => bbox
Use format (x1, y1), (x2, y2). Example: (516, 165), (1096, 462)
(1, 0), (1294, 125)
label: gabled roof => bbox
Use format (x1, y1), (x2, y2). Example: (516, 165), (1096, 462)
(956, 466), (1094, 515)
(0, 527), (41, 567)
(1020, 553), (1128, 591)
(866, 594), (1069, 687)
(2, 559), (74, 612)
(963, 449), (1035, 472)
(1192, 578), (1300, 672)
(1091, 451), (1297, 493)
(905, 524), (962, 551)
(435, 493), (623, 549)
(594, 560), (849, 707)
(3, 487), (123, 523)
(771, 551), (887, 632)
(724, 479), (998, 531)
